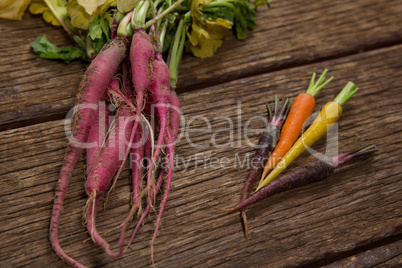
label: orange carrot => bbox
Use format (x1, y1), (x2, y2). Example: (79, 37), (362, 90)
(260, 69), (333, 181)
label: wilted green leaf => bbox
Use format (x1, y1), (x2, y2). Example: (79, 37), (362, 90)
(74, 35), (86, 48)
(87, 15), (110, 52)
(202, 0), (258, 41)
(88, 16), (103, 39)
(202, 6), (235, 23)
(255, 0), (271, 7)
(235, 23), (246, 40)
(31, 36), (88, 63)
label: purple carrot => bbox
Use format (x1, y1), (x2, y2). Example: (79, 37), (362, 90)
(166, 90), (181, 148)
(131, 126), (146, 207)
(122, 61), (145, 210)
(85, 80), (135, 258)
(115, 123), (147, 234)
(110, 64), (147, 234)
(146, 53), (171, 205)
(150, 90), (180, 262)
(114, 101), (154, 236)
(143, 100), (154, 170)
(123, 62), (146, 210)
(104, 66), (138, 197)
(126, 90), (180, 260)
(122, 105), (169, 248)
(126, 168), (166, 247)
(220, 145), (378, 213)
(129, 29), (154, 146)
(50, 37), (127, 268)
(86, 102), (110, 177)
(241, 97), (289, 238)
(109, 30), (155, 205)
(105, 128), (147, 262)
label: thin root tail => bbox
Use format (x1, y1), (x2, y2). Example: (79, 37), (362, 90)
(241, 211), (249, 239)
(207, 203), (235, 213)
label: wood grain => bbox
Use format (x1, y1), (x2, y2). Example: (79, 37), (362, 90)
(0, 14), (84, 130)
(0, 45), (401, 267)
(1, 0), (402, 129)
(324, 240), (402, 267)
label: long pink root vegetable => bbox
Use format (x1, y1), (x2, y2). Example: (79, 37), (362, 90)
(122, 61), (146, 211)
(49, 37), (127, 268)
(122, 55), (176, 255)
(121, 61), (145, 209)
(146, 53), (171, 205)
(167, 91), (181, 147)
(126, 91), (180, 256)
(86, 102), (110, 177)
(110, 30), (155, 205)
(85, 79), (135, 258)
(115, 123), (146, 236)
(92, 73), (149, 258)
(131, 126), (146, 210)
(150, 89), (180, 262)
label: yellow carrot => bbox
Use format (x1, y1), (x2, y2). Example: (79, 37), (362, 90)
(256, 82), (359, 191)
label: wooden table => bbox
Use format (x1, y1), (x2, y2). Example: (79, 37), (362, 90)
(1, 0), (401, 267)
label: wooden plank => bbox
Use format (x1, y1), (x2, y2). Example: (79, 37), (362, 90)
(0, 14), (85, 131)
(0, 45), (401, 267)
(324, 240), (402, 267)
(1, 0), (402, 129)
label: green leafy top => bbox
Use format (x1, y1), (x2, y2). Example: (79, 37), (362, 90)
(202, 0), (257, 40)
(88, 14), (112, 53)
(5, 0), (271, 66)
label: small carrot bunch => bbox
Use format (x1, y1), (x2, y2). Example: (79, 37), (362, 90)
(228, 70), (373, 238)
(257, 81), (359, 190)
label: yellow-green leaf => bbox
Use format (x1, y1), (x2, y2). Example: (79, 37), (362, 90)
(66, 0), (91, 29)
(77, 0), (107, 15)
(29, 1), (69, 27)
(96, 0), (117, 15)
(117, 0), (139, 13)
(202, 17), (232, 39)
(0, 0), (31, 21)
(185, 0), (232, 58)
(43, 10), (60, 25)
(185, 31), (223, 58)
(29, 2), (48, 14)
(187, 23), (207, 46)
(29, 1), (60, 26)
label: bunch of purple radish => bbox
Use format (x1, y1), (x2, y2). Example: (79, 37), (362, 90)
(50, 30), (181, 268)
